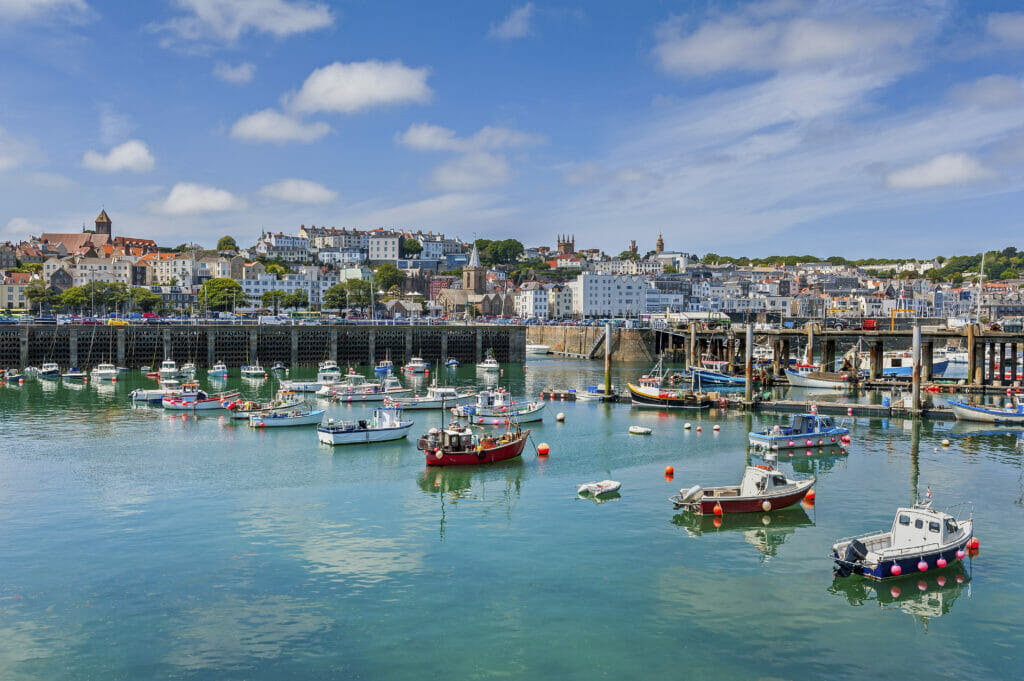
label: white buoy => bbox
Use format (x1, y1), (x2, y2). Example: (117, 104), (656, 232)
(941, 439), (950, 447)
(713, 424), (721, 431)
(684, 422), (692, 430)
(556, 412), (565, 422)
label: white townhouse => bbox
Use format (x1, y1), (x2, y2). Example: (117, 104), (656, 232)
(568, 273), (648, 317)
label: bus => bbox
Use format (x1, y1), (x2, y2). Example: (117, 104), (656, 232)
(288, 311), (324, 322)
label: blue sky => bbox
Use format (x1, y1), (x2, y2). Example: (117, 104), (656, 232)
(1, 0), (1024, 258)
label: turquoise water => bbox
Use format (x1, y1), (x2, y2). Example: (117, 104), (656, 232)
(2, 359), (1022, 680)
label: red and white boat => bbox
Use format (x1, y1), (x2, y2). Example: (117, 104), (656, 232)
(670, 455), (815, 514)
(162, 385), (240, 410)
(418, 421), (530, 466)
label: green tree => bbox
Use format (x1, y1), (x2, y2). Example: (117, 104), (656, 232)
(344, 278), (372, 310)
(322, 283), (347, 310)
(262, 289), (288, 314)
(217, 236), (238, 251)
(617, 250), (639, 261)
(401, 238), (423, 258)
(373, 263), (405, 292)
(24, 281), (53, 312)
(58, 286), (87, 311)
(282, 290), (309, 309)
(200, 278), (244, 311)
(663, 264), (679, 274)
(266, 264), (287, 279)
(130, 287), (162, 312)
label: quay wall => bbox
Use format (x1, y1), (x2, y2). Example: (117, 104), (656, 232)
(526, 326), (655, 363)
(0, 324), (525, 368)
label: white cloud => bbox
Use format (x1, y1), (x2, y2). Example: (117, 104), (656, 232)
(0, 0), (90, 21)
(357, 193), (512, 230)
(488, 3), (534, 40)
(230, 109), (330, 143)
(4, 217), (42, 237)
(396, 122), (544, 152)
(885, 154), (997, 189)
(653, 12), (919, 75)
(25, 171), (74, 189)
(213, 61), (256, 84)
(948, 75), (1024, 110)
(260, 178), (336, 203)
(155, 0), (333, 45)
(0, 127), (38, 171)
(430, 152), (511, 192)
(82, 140), (155, 173)
(986, 12), (1024, 46)
(287, 60), (432, 114)
(151, 182), (245, 215)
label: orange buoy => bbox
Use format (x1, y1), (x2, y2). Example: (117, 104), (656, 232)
(805, 488), (816, 501)
(713, 502), (723, 516)
(664, 465), (674, 475)
(967, 537), (980, 550)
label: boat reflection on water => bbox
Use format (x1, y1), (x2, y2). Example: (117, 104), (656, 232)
(829, 563), (972, 628)
(417, 461), (524, 540)
(773, 445), (849, 477)
(671, 505), (814, 558)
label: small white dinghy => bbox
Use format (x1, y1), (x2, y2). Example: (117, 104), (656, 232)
(577, 480), (622, 497)
(628, 425), (652, 435)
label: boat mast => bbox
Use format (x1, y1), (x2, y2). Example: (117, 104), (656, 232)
(976, 252), (985, 324)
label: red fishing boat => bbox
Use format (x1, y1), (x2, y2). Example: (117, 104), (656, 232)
(418, 420), (530, 466)
(670, 454), (814, 514)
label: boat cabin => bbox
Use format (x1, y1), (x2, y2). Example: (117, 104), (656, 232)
(773, 414), (834, 436)
(738, 466), (798, 497)
(889, 504), (964, 550)
(427, 386), (461, 399)
(382, 376), (403, 391)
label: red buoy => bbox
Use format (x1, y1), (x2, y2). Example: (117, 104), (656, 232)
(537, 442), (550, 456)
(917, 560), (928, 572)
(664, 465), (674, 475)
(936, 557), (947, 568)
(890, 564), (902, 576)
(713, 502), (723, 516)
(967, 537), (980, 550)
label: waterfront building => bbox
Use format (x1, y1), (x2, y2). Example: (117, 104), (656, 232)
(568, 272), (648, 317)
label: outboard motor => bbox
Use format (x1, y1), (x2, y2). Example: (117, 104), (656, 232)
(836, 539), (868, 578)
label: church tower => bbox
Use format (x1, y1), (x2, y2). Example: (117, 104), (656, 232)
(95, 209), (112, 236)
(656, 232), (664, 254)
(557, 234), (575, 256)
(463, 243), (485, 294)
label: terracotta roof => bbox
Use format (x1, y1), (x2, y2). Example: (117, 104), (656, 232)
(39, 232), (111, 253)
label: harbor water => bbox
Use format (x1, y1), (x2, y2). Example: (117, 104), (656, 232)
(2, 359), (1022, 679)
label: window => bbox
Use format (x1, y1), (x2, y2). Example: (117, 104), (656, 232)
(945, 518), (958, 534)
(898, 515), (910, 525)
(928, 522), (940, 533)
(914, 519), (923, 529)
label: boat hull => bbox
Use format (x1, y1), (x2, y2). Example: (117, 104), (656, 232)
(749, 427), (849, 449)
(694, 479), (815, 514)
(250, 410), (325, 427)
(784, 369), (850, 389)
(690, 368), (745, 386)
(462, 403), (546, 424)
(948, 400), (1024, 424)
(833, 525), (974, 581)
(162, 392), (239, 410)
(627, 383), (710, 409)
(329, 388), (413, 402)
(425, 431), (530, 466)
(317, 422), (413, 445)
(388, 395), (474, 410)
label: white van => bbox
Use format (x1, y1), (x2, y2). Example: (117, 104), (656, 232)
(258, 315), (285, 325)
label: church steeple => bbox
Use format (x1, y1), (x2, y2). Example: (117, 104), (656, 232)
(95, 209), (111, 236)
(656, 232), (664, 254)
(468, 242), (481, 268)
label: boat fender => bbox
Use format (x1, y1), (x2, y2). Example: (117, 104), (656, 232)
(680, 485), (702, 503)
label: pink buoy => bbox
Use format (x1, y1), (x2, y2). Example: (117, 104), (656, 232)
(890, 586), (901, 598)
(817, 439), (824, 446)
(917, 580), (927, 592)
(847, 407), (853, 415)
(937, 575), (947, 587)
(830, 437), (836, 443)
(805, 439), (813, 446)
(936, 557), (947, 568)
(805, 450), (813, 456)
(917, 560), (928, 572)
(956, 574), (964, 583)
(890, 564), (902, 576)
(956, 549), (966, 559)
(787, 440), (795, 447)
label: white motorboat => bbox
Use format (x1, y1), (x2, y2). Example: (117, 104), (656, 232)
(282, 368), (345, 393)
(91, 363), (119, 381)
(947, 396), (1024, 424)
(404, 357), (429, 373)
(386, 385), (474, 410)
(226, 392), (306, 420)
(477, 357), (500, 371)
(784, 369), (853, 389)
(180, 362), (197, 376)
(317, 406), (414, 445)
(526, 343), (550, 355)
(62, 366), (87, 380)
(131, 378), (182, 404)
(832, 498), (974, 580)
(240, 363), (266, 378)
(628, 426), (652, 435)
(209, 361), (228, 378)
(320, 373), (413, 402)
(158, 359), (179, 379)
(39, 362), (61, 379)
(249, 408), (326, 427)
(452, 389), (546, 424)
(577, 480), (622, 497)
